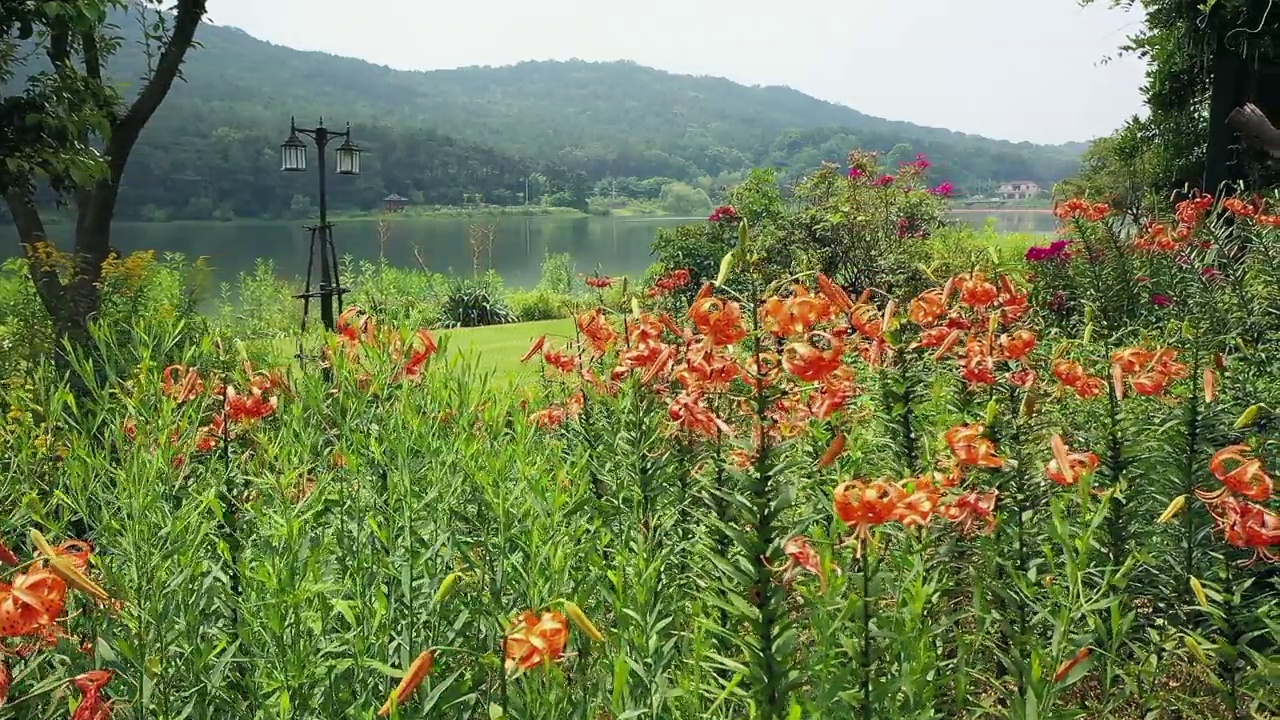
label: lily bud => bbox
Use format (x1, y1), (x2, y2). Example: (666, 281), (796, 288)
(434, 572), (466, 605)
(29, 530), (109, 602)
(1189, 576), (1208, 607)
(1184, 636), (1210, 664)
(1234, 404), (1263, 430)
(716, 250), (735, 286)
(818, 433), (846, 468)
(631, 297), (642, 318)
(378, 650), (435, 717)
(984, 399), (998, 426)
(563, 601), (605, 642)
(1157, 495), (1186, 524)
(1203, 368), (1218, 404)
(1050, 434), (1074, 485)
(1083, 322), (1094, 345)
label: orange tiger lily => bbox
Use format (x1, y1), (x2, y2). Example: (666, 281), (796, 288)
(504, 610), (570, 672)
(577, 308), (619, 355)
(689, 297), (748, 346)
(0, 563), (66, 637)
(668, 390), (732, 437)
(70, 669), (113, 720)
(222, 385), (277, 424)
(29, 530), (108, 602)
(957, 272), (998, 309)
(908, 289), (947, 328)
(541, 347), (579, 374)
(893, 485), (939, 528)
(834, 479), (906, 556)
(1052, 360), (1086, 387)
(1074, 376), (1106, 399)
(1053, 360), (1105, 399)
(1196, 489), (1280, 564)
(941, 489), (999, 537)
(1210, 445), (1273, 502)
(777, 536), (826, 589)
(782, 334), (845, 382)
(0, 540), (17, 568)
(530, 406), (567, 430)
(520, 336), (547, 363)
(400, 329), (439, 381)
(960, 355), (996, 387)
(809, 367), (858, 419)
(1000, 330), (1037, 361)
(761, 287), (831, 338)
(996, 275), (1030, 322)
(906, 325), (948, 352)
(1047, 435), (1099, 486)
(944, 424), (1004, 469)
(1111, 348), (1152, 375)
(161, 365), (204, 403)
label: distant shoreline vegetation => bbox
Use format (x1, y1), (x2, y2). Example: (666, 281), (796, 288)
(9, 201), (1056, 227)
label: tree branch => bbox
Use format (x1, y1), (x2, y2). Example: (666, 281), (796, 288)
(45, 20), (70, 69)
(81, 30), (102, 83)
(78, 0), (206, 252)
(105, 0), (206, 183)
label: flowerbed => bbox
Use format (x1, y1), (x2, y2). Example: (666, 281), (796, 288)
(0, 190), (1276, 719)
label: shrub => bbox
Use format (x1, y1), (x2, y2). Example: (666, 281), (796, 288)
(509, 288), (570, 321)
(437, 275), (517, 327)
(537, 252), (575, 295)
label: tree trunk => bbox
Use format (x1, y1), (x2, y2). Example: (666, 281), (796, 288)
(3, 189), (93, 350)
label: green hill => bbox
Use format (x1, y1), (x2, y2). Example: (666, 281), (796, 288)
(11, 13), (1088, 220)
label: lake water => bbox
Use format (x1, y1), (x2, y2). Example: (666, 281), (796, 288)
(0, 211), (1056, 289)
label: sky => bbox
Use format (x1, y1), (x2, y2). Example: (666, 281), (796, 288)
(203, 0), (1148, 145)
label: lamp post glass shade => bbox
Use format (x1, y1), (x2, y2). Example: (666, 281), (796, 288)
(335, 136), (361, 176)
(281, 130), (307, 172)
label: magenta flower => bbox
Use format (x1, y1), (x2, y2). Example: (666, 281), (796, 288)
(1150, 294), (1173, 308)
(902, 153), (930, 171)
(848, 167), (865, 179)
(873, 175), (895, 187)
(708, 205), (739, 223)
(1024, 239), (1072, 263)
(930, 182), (954, 197)
(1201, 266), (1222, 280)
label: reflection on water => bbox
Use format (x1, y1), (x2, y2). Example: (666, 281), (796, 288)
(0, 211), (1054, 288)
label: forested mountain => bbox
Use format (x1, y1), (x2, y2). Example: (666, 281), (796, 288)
(11, 12), (1088, 220)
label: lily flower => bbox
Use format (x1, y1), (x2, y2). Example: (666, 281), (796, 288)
(504, 610), (570, 672)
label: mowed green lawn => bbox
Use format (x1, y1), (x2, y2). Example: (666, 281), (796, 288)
(440, 318), (574, 379)
(257, 318), (574, 381)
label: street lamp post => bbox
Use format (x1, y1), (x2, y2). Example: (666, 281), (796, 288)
(281, 117), (361, 335)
